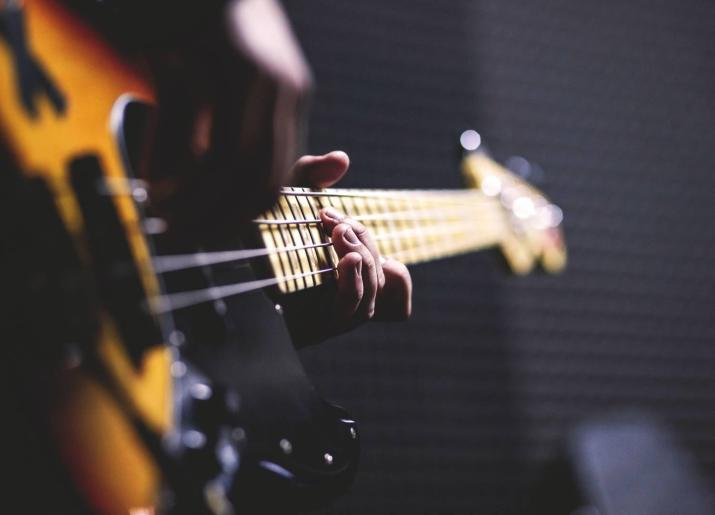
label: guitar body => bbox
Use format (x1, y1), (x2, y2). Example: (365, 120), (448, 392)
(1, 2), (362, 513)
(0, 0), (170, 512)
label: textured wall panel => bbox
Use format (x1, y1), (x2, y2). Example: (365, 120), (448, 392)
(283, 1), (715, 513)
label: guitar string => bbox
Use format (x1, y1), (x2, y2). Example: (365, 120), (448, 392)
(100, 182), (531, 313)
(276, 196), (309, 290)
(102, 180), (497, 206)
(377, 220), (506, 261)
(149, 222), (507, 315)
(279, 189), (490, 203)
(252, 203), (500, 225)
(150, 267), (337, 314)
(372, 221), (504, 242)
(385, 233), (501, 262)
(102, 183), (512, 309)
(152, 215), (505, 273)
(293, 191), (331, 286)
(152, 242), (333, 273)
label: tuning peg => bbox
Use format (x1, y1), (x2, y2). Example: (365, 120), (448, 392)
(460, 129), (494, 155)
(459, 129), (482, 152)
(504, 155), (545, 186)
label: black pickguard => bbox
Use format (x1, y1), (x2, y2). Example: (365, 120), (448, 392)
(115, 98), (360, 513)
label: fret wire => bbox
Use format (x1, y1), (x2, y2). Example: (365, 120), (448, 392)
(372, 194), (388, 255)
(293, 188), (323, 286)
(389, 195), (407, 257)
(285, 189), (313, 288)
(370, 194), (394, 256)
(416, 221), (468, 258)
(372, 218), (505, 244)
(269, 205), (297, 292)
(285, 188), (313, 288)
(438, 201), (452, 260)
(313, 191), (336, 272)
(276, 195), (308, 290)
(386, 238), (490, 264)
(335, 193), (353, 259)
(310, 189), (338, 272)
(416, 196), (429, 261)
(404, 195), (424, 256)
(375, 212), (503, 259)
(383, 223), (504, 264)
(433, 196), (457, 260)
(308, 189), (335, 271)
(348, 190), (367, 244)
(429, 197), (452, 259)
(259, 208), (287, 292)
(289, 192), (319, 289)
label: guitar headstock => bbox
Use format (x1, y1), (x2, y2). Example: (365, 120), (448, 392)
(460, 130), (567, 275)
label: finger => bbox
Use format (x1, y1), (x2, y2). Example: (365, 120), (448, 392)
(292, 151), (350, 188)
(375, 258), (412, 321)
(321, 208), (385, 289)
(331, 223), (378, 320)
(333, 252), (364, 324)
(318, 206), (344, 235)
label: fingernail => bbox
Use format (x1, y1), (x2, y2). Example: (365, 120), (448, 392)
(354, 259), (362, 278)
(323, 207), (343, 222)
(343, 227), (359, 245)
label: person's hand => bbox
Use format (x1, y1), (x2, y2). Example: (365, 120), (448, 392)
(148, 0), (314, 240)
(288, 151), (412, 342)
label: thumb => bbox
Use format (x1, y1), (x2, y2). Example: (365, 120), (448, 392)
(292, 150), (350, 188)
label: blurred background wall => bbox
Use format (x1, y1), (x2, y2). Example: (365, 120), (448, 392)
(282, 1), (715, 513)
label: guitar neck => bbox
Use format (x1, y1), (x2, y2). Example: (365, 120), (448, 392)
(255, 187), (508, 293)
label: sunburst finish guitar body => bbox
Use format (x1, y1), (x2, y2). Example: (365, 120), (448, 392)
(0, 0), (170, 513)
(0, 1), (565, 513)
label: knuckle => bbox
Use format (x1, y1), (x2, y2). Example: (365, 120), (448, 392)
(350, 219), (368, 235)
(345, 292), (362, 307)
(332, 222), (349, 238)
(357, 308), (374, 323)
(363, 255), (376, 272)
(352, 282), (364, 301)
(295, 155), (313, 167)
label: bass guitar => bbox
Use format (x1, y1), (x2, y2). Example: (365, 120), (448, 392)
(0, 0), (565, 513)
